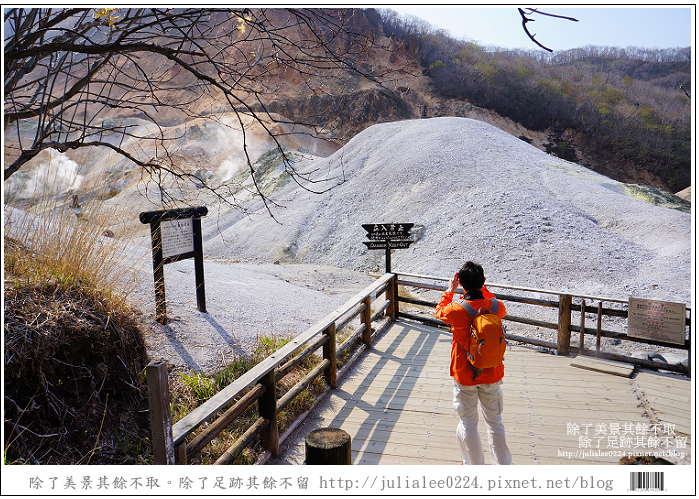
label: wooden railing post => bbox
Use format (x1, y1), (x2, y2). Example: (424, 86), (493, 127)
(259, 370), (279, 457)
(323, 324), (338, 389)
(579, 299), (586, 354)
(175, 443), (187, 465)
(361, 296), (372, 348)
(557, 294), (572, 356)
(305, 427), (352, 465)
(147, 361), (175, 465)
(387, 274), (398, 320)
(596, 302), (603, 357)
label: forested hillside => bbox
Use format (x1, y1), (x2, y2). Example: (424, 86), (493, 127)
(4, 8), (690, 204)
(378, 9), (691, 193)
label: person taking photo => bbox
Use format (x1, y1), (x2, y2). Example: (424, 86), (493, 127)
(435, 261), (512, 465)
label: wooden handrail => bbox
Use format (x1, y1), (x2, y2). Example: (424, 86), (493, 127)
(185, 383), (266, 461)
(151, 270), (690, 464)
(156, 272), (396, 463)
(396, 272), (691, 307)
(278, 360), (331, 412)
(275, 334), (329, 382)
(214, 418), (267, 465)
(395, 272), (690, 375)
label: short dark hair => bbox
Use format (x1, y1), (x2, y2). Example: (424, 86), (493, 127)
(458, 261), (485, 292)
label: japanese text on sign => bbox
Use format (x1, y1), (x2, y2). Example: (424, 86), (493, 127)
(161, 218), (194, 258)
(627, 298), (686, 345)
(362, 223), (414, 240)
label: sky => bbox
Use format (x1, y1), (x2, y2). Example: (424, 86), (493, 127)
(391, 6), (693, 52)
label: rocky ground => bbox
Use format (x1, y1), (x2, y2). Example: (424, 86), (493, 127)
(130, 258), (377, 374)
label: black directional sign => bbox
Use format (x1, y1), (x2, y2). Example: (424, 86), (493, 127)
(363, 240), (414, 250)
(362, 223), (414, 240)
(362, 223), (416, 273)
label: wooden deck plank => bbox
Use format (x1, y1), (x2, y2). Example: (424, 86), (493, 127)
(273, 320), (691, 466)
(303, 403), (654, 440)
(569, 356), (636, 377)
(633, 370), (692, 439)
(640, 390), (693, 408)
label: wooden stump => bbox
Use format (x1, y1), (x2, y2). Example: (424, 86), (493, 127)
(305, 427), (351, 465)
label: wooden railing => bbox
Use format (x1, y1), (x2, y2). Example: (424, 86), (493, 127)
(147, 271), (690, 464)
(147, 273), (398, 465)
(394, 272), (691, 377)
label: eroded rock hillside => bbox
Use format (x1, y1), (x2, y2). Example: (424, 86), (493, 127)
(200, 117), (691, 304)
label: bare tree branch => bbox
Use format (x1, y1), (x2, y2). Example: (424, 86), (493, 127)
(518, 8), (579, 53)
(4, 8), (407, 213)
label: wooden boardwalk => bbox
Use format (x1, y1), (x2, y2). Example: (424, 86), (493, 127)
(273, 320), (691, 465)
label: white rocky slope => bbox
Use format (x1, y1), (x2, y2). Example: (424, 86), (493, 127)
(202, 117), (691, 304)
(11, 117), (689, 373)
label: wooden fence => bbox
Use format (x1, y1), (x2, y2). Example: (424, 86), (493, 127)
(147, 271), (690, 464)
(147, 273), (398, 465)
(394, 272), (691, 376)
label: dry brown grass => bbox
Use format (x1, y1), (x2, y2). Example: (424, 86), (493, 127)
(4, 171), (153, 464)
(4, 242), (152, 464)
(4, 202), (140, 306)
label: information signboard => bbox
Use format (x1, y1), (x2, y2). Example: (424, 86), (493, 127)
(140, 207), (208, 324)
(161, 218), (194, 258)
(627, 297), (686, 346)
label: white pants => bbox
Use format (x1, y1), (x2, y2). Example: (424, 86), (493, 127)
(453, 380), (512, 465)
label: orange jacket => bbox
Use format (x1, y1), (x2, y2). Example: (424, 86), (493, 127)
(435, 286), (507, 386)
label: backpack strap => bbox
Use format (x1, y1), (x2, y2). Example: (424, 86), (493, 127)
(489, 298), (499, 314)
(459, 298), (498, 316)
(458, 300), (478, 317)
(453, 337), (481, 380)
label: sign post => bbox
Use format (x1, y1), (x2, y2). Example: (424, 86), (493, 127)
(362, 223), (415, 273)
(140, 207), (208, 324)
(627, 297), (687, 346)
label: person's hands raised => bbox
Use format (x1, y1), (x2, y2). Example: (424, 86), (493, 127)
(446, 273), (459, 293)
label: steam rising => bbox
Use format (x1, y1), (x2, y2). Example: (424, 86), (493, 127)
(6, 149), (84, 200)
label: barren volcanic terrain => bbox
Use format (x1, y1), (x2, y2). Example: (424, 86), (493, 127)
(115, 117), (691, 373)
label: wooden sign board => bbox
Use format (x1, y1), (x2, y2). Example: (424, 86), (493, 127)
(140, 207), (208, 324)
(161, 218), (194, 258)
(361, 223), (416, 272)
(627, 297), (686, 346)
